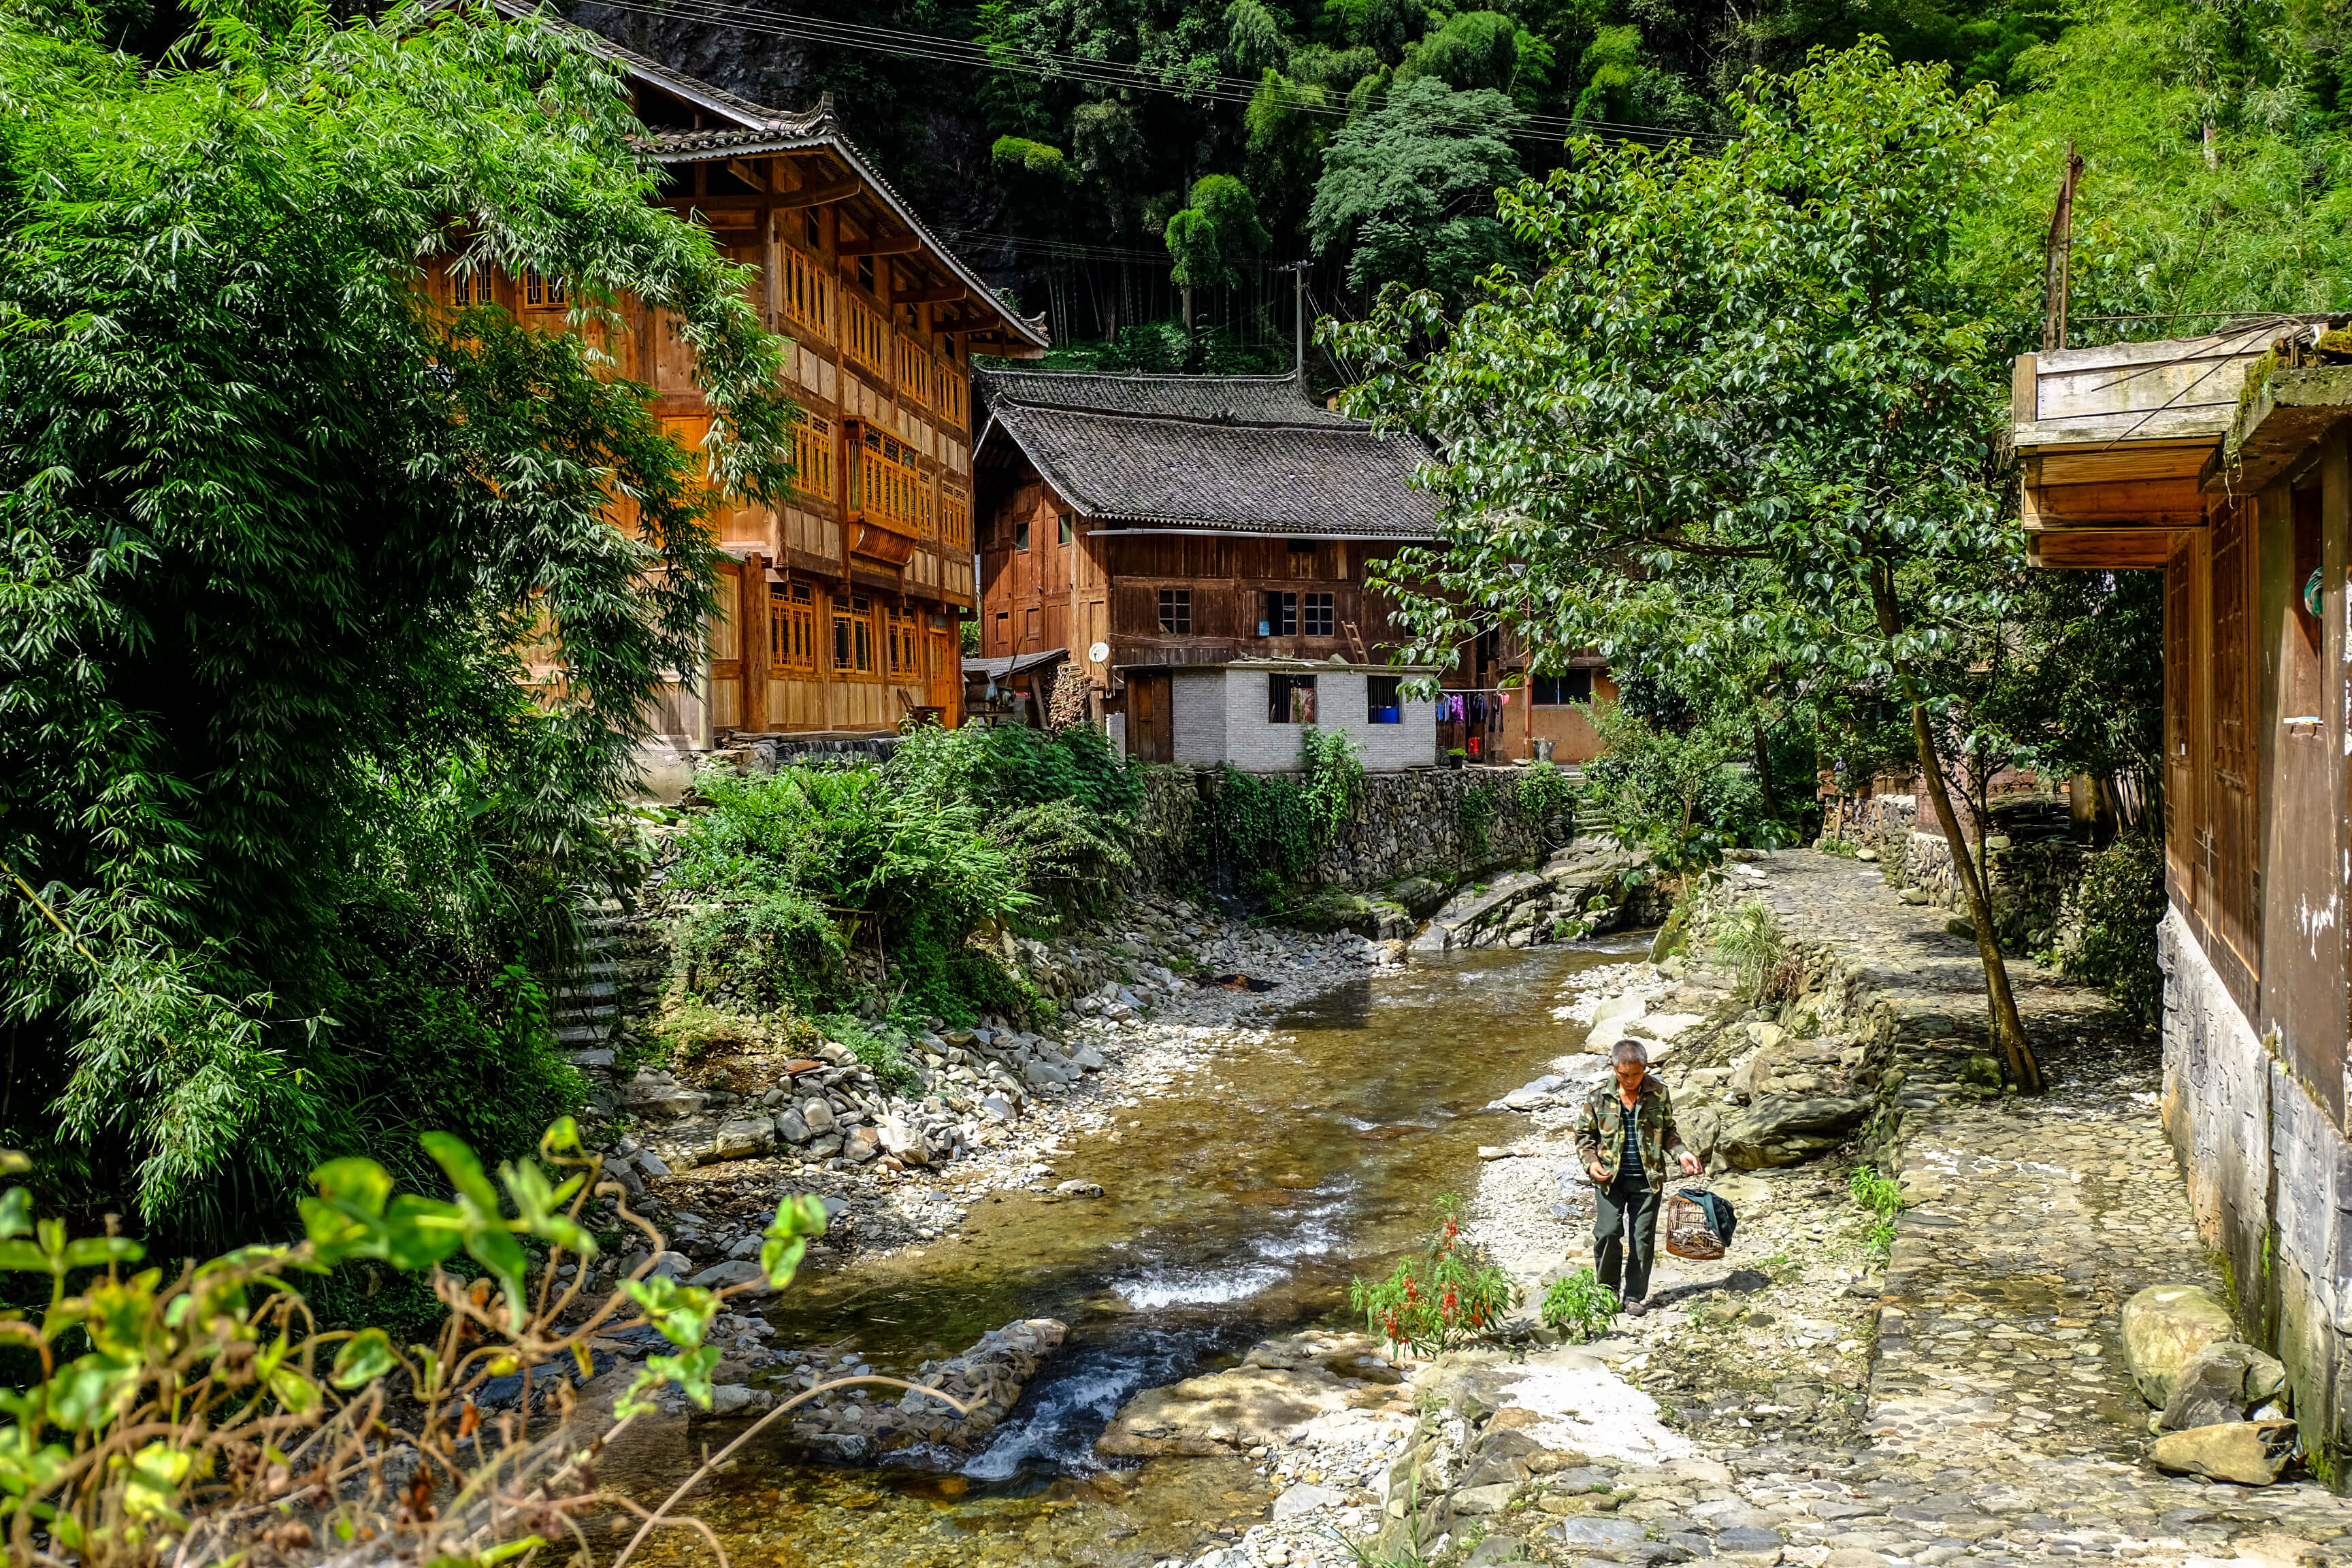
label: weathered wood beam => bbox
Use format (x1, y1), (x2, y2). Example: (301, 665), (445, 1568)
(726, 158), (769, 193)
(776, 176), (862, 209)
(898, 284), (967, 305)
(839, 231), (923, 257)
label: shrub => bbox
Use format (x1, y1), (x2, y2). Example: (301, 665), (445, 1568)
(819, 1013), (920, 1096)
(2053, 828), (2164, 1023)
(1578, 700), (1772, 872)
(1512, 761), (1578, 845)
(1540, 1267), (1618, 1342)
(0, 1121), (921, 1568)
(1299, 728), (1365, 847)
(1848, 1162), (1903, 1260)
(1712, 897), (1804, 1004)
(1349, 1195), (1516, 1356)
(1458, 781), (1497, 862)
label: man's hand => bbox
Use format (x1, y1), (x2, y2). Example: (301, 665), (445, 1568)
(1679, 1154), (1701, 1177)
(1587, 1161), (1609, 1181)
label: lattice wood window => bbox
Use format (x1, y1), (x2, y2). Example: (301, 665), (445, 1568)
(792, 416), (835, 499)
(845, 296), (888, 375)
(939, 487), (970, 551)
(936, 364), (968, 429)
(2166, 549), (2195, 762)
(446, 265), (496, 308)
(772, 581), (817, 674)
(521, 268), (568, 310)
(832, 593), (877, 674)
(885, 608), (920, 676)
(2212, 502), (2251, 781)
(782, 247), (832, 339)
(853, 427), (929, 534)
(897, 340), (932, 407)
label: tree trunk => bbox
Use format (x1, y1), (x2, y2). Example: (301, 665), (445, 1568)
(1752, 719), (1780, 821)
(1872, 567), (2043, 1093)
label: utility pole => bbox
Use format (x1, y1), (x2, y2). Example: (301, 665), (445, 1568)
(1279, 260), (1311, 400)
(2042, 144), (2085, 353)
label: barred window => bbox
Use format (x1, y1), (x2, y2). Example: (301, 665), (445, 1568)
(1303, 592), (1334, 637)
(1159, 589), (1192, 634)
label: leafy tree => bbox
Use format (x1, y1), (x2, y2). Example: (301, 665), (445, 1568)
(1399, 10), (1553, 103)
(1309, 75), (1526, 299)
(1334, 42), (2050, 1090)
(1166, 173), (1275, 327)
(1578, 698), (1778, 872)
(0, 0), (794, 1239)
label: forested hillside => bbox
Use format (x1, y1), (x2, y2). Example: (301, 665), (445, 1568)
(567, 0), (2352, 363)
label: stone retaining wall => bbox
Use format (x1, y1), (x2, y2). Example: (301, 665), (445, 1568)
(1135, 764), (1565, 896)
(1836, 796), (2089, 948)
(2157, 907), (2351, 1473)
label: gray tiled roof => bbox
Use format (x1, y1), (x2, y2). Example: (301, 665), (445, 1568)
(410, 0), (1047, 348)
(980, 401), (1439, 538)
(975, 369), (1351, 426)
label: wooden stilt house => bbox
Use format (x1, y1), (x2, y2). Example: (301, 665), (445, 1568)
(425, 1), (1049, 749)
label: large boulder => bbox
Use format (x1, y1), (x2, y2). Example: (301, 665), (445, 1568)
(2149, 1420), (2297, 1486)
(1716, 1096), (1872, 1170)
(2123, 1284), (2238, 1407)
(2162, 1340), (2289, 1431)
(1096, 1331), (1404, 1457)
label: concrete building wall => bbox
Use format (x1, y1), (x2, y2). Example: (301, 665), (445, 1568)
(1164, 668), (1437, 772)
(1170, 669), (1229, 766)
(2159, 904), (2352, 1466)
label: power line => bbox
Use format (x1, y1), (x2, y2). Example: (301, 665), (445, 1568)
(581, 0), (1727, 151)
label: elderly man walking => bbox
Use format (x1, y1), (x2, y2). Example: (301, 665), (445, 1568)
(1573, 1039), (1700, 1316)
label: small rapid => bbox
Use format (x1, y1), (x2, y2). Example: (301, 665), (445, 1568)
(627, 935), (1646, 1568)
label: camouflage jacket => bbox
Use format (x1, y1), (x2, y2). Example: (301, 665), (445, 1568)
(1571, 1075), (1692, 1186)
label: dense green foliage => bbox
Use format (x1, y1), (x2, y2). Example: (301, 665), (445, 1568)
(668, 724), (1139, 1028)
(1193, 726), (1362, 897)
(2053, 829), (2168, 1022)
(1578, 699), (1779, 872)
(0, 1119), (836, 1566)
(0, 0), (795, 1245)
(1335, 42), (2046, 1081)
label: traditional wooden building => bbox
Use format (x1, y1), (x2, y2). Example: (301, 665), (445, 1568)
(2013, 321), (2352, 1463)
(972, 369), (1614, 766)
(428, 2), (1048, 747)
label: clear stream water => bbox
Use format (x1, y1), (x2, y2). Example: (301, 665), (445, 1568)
(631, 936), (1646, 1568)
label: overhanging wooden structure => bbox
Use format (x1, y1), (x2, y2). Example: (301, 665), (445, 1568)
(2012, 329), (2274, 568)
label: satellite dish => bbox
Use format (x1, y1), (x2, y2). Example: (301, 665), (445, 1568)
(1088, 641), (1111, 664)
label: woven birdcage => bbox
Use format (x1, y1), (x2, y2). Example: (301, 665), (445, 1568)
(1663, 1190), (1727, 1261)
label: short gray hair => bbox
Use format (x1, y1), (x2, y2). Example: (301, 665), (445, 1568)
(1612, 1039), (1650, 1067)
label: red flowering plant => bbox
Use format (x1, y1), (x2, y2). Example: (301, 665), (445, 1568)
(1348, 1194), (1518, 1357)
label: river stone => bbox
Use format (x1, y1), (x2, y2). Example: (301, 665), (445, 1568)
(2163, 1339), (2289, 1430)
(2149, 1418), (2297, 1485)
(1273, 1482), (1347, 1520)
(619, 1071), (706, 1120)
(1550, 1517), (1645, 1546)
(1024, 1058), (1072, 1089)
(711, 1117), (774, 1160)
(1450, 1483), (1520, 1516)
(1071, 1043), (1107, 1071)
(1716, 1095), (1873, 1169)
(2123, 1284), (2238, 1405)
(843, 1126), (881, 1163)
(686, 1260), (772, 1293)
(877, 1114), (927, 1166)
(804, 1134), (843, 1160)
(980, 1094), (1017, 1123)
(1592, 995), (1648, 1026)
(774, 1108), (811, 1144)
(800, 1098), (838, 1135)
(1097, 1358), (1365, 1457)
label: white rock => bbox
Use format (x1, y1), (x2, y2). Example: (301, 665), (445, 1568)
(1271, 1483), (1347, 1520)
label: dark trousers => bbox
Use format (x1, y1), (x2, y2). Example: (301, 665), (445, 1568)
(1594, 1175), (1660, 1303)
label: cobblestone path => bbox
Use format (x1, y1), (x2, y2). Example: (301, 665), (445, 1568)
(1743, 850), (2352, 1563)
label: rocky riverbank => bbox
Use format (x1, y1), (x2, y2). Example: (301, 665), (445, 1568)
(1138, 849), (2352, 1568)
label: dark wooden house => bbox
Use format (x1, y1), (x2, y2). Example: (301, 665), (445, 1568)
(972, 370), (1614, 765)
(2012, 322), (2352, 1463)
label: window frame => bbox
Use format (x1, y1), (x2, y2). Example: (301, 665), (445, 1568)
(1158, 587), (1192, 634)
(1260, 590), (1297, 637)
(1531, 670), (1595, 706)
(1015, 520), (1032, 553)
(1367, 674), (1403, 724)
(1268, 672), (1318, 724)
(1303, 591), (1334, 638)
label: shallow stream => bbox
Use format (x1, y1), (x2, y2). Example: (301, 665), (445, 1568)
(634, 936), (1646, 1568)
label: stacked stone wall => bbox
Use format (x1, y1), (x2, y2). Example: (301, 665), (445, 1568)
(1133, 764), (1564, 896)
(1837, 794), (2089, 946)
(2156, 909), (2352, 1469)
